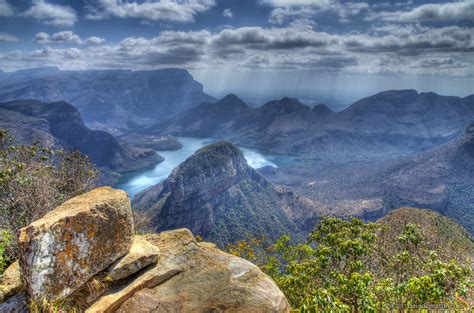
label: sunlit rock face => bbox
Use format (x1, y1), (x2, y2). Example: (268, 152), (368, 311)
(18, 187), (134, 301)
(117, 229), (291, 313)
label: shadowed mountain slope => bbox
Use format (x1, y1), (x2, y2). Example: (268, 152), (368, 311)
(133, 141), (320, 246)
(380, 122), (474, 233)
(0, 99), (161, 176)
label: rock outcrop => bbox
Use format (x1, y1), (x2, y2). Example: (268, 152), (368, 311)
(2, 187), (290, 312)
(119, 229), (290, 312)
(134, 141), (319, 246)
(18, 187), (134, 301)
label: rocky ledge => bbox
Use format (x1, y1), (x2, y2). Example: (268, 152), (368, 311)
(0, 187), (290, 312)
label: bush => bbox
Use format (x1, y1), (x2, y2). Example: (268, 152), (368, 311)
(0, 129), (98, 263)
(0, 230), (13, 276)
(227, 217), (472, 312)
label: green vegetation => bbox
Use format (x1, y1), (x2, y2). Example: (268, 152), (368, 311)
(0, 129), (98, 264)
(227, 216), (473, 312)
(0, 230), (13, 276)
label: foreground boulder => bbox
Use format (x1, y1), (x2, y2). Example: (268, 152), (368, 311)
(18, 187), (134, 301)
(116, 229), (291, 312)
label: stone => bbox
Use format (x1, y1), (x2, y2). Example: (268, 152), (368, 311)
(0, 261), (24, 303)
(18, 187), (134, 302)
(0, 292), (28, 313)
(117, 229), (290, 312)
(115, 289), (161, 313)
(107, 235), (161, 281)
(86, 266), (181, 313)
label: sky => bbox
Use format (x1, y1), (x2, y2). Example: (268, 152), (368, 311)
(0, 0), (473, 104)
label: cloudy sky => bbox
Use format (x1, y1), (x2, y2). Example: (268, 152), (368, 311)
(0, 0), (473, 102)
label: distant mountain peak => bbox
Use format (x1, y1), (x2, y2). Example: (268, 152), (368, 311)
(312, 103), (332, 115)
(279, 97), (300, 103)
(377, 89), (419, 96)
(216, 94), (249, 110)
(170, 141), (245, 178)
(261, 97), (310, 113)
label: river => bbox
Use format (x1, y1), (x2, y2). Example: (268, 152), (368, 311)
(114, 137), (295, 199)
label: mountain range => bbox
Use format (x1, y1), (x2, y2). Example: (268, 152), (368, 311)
(151, 91), (474, 156)
(1, 66), (473, 239)
(0, 67), (213, 135)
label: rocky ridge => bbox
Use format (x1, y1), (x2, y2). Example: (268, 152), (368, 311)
(0, 187), (290, 312)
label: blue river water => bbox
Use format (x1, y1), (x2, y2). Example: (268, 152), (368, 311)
(114, 137), (295, 199)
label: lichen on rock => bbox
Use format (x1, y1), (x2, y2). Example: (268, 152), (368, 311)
(18, 187), (134, 302)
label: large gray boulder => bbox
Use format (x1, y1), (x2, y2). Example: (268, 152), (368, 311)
(18, 187), (134, 301)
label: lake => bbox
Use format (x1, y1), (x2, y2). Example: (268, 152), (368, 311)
(114, 137), (295, 199)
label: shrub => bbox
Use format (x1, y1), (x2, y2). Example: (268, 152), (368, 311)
(227, 217), (472, 312)
(0, 230), (13, 276)
(0, 129), (98, 263)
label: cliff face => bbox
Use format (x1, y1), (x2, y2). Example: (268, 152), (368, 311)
(0, 187), (290, 312)
(134, 141), (319, 246)
(0, 100), (162, 175)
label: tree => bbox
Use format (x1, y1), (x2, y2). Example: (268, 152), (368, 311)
(227, 217), (472, 312)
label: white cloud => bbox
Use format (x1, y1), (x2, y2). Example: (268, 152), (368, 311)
(0, 32), (19, 42)
(23, 0), (77, 27)
(34, 31), (105, 45)
(86, 0), (216, 23)
(85, 36), (106, 45)
(223, 8), (232, 18)
(0, 0), (14, 16)
(262, 0), (369, 24)
(370, 0), (474, 22)
(259, 0), (333, 7)
(3, 22), (473, 78)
